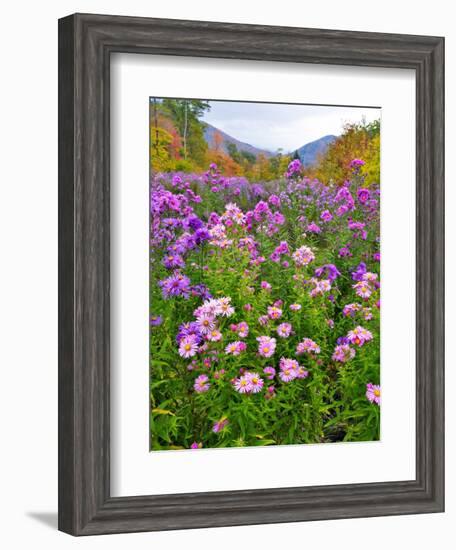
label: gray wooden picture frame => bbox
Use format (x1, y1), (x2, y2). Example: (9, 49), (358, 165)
(58, 13), (445, 536)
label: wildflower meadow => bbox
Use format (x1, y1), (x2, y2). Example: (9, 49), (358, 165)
(150, 99), (381, 451)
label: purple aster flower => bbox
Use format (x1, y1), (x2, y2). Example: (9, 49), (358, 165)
(307, 222), (321, 233)
(159, 273), (191, 299)
(286, 159), (302, 178)
(176, 321), (203, 345)
(320, 209), (333, 222)
(336, 336), (349, 346)
(352, 262), (367, 282)
(338, 246), (352, 258)
(349, 158), (365, 169)
(268, 194), (281, 207)
(150, 315), (163, 327)
(314, 264), (341, 281)
(186, 214), (204, 231)
(194, 227), (211, 245)
(357, 188), (370, 204)
(190, 284), (212, 301)
(162, 253), (185, 269)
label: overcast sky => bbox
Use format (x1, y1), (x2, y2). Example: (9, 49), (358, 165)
(201, 100), (380, 153)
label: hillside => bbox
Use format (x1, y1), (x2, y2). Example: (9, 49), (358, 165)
(204, 123), (274, 158)
(296, 135), (337, 166)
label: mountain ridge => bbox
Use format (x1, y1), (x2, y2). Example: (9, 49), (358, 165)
(203, 123), (274, 158)
(203, 123), (337, 166)
(296, 135), (337, 166)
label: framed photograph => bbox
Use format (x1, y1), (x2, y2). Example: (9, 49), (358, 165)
(58, 13), (444, 535)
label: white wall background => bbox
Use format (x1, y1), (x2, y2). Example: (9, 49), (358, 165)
(0, 1), (452, 548)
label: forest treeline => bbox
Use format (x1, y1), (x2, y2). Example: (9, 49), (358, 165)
(150, 98), (380, 185)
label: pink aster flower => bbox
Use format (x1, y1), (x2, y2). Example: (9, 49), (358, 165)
(332, 344), (356, 363)
(290, 303), (302, 311)
(366, 383), (381, 405)
(296, 365), (309, 379)
(225, 341), (245, 356)
(234, 375), (252, 393)
(363, 271), (379, 282)
(197, 298), (220, 317)
(347, 326), (373, 347)
(261, 281), (272, 291)
(194, 374), (210, 393)
(310, 278), (332, 297)
(212, 418), (229, 433)
(190, 442), (202, 449)
(258, 315), (269, 326)
(217, 297), (235, 317)
(343, 303), (361, 317)
(362, 308), (373, 321)
(237, 321), (249, 338)
(245, 372), (264, 393)
(257, 336), (277, 358)
(277, 322), (292, 338)
(196, 313), (216, 334)
(296, 338), (320, 355)
(267, 306), (282, 320)
(292, 245), (315, 267)
(263, 366), (276, 380)
(279, 358), (299, 382)
(178, 335), (199, 358)
(207, 329), (222, 342)
(353, 280), (372, 299)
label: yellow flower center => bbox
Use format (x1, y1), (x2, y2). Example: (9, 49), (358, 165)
(263, 347), (270, 353)
(184, 344), (191, 351)
(374, 389), (380, 397)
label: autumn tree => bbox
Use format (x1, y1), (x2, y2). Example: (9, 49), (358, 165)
(310, 119), (380, 186)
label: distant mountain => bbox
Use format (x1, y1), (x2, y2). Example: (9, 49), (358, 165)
(204, 123), (274, 158)
(296, 135), (337, 166)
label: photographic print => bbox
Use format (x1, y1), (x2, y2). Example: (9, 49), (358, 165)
(149, 98), (381, 451)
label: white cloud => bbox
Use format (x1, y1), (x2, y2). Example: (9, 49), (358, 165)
(201, 101), (380, 153)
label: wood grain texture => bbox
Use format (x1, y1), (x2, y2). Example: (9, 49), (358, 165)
(58, 13), (445, 536)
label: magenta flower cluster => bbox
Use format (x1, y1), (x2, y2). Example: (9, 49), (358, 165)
(150, 157), (381, 449)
